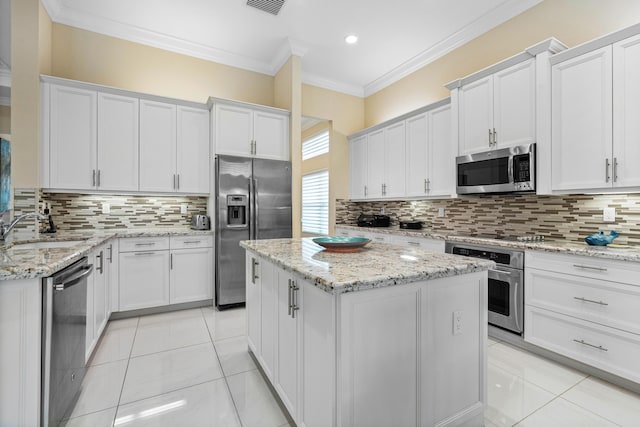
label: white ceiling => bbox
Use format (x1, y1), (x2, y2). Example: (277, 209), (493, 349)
(40, 0), (542, 98)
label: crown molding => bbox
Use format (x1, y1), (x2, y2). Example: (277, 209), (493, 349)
(46, 0), (277, 76)
(363, 0), (543, 97)
(270, 38), (309, 75)
(301, 72), (364, 98)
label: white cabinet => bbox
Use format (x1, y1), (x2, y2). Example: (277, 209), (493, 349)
(551, 31), (640, 192)
(140, 102), (210, 194)
(169, 236), (213, 304)
(245, 250), (487, 427)
(47, 84), (97, 190)
(97, 92), (139, 191)
(275, 269), (301, 417)
(42, 76), (209, 194)
(86, 244), (110, 361)
(458, 58), (535, 155)
(612, 34), (640, 188)
(139, 100), (177, 193)
(406, 104), (453, 197)
(365, 129), (385, 198)
(393, 234), (445, 252)
(551, 46), (612, 191)
(525, 251), (640, 383)
(349, 135), (367, 199)
(349, 99), (453, 200)
(0, 279), (41, 427)
(119, 237), (171, 311)
(213, 100), (290, 161)
(117, 236), (213, 312)
(176, 106), (211, 194)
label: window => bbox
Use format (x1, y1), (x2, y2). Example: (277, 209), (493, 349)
(302, 170), (329, 235)
(302, 130), (329, 160)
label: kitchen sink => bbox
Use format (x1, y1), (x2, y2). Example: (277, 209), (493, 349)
(11, 240), (86, 250)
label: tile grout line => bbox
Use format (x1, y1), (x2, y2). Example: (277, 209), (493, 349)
(202, 306), (247, 427)
(113, 316), (140, 426)
(553, 375), (624, 426)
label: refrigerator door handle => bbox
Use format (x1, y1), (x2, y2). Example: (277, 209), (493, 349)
(253, 178), (259, 240)
(248, 178), (254, 240)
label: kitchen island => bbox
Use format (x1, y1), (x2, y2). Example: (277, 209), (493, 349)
(241, 238), (494, 427)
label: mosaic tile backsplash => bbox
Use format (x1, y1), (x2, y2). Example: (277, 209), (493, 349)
(336, 194), (640, 245)
(12, 189), (208, 233)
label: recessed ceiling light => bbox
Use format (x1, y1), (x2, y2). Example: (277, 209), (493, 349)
(344, 34), (358, 44)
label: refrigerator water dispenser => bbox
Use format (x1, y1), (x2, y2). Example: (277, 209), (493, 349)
(227, 195), (247, 226)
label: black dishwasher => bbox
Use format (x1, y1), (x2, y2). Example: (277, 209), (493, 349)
(42, 257), (93, 427)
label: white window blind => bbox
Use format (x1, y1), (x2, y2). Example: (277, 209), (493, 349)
(302, 130), (329, 160)
(302, 170), (329, 235)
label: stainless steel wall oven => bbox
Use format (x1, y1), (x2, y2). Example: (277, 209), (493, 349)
(445, 242), (524, 335)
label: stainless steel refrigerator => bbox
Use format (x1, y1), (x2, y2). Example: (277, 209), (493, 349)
(215, 155), (292, 308)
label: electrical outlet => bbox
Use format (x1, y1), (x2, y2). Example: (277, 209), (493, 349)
(603, 207), (616, 222)
(180, 203), (188, 214)
(102, 202), (110, 214)
(438, 207), (446, 218)
(453, 310), (463, 335)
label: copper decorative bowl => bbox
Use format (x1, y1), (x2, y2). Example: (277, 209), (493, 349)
(312, 236), (371, 253)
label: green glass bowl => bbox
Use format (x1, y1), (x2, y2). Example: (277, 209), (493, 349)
(312, 236), (371, 252)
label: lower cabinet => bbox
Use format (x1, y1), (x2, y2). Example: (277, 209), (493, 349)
(246, 252), (486, 427)
(525, 250), (640, 383)
(86, 243), (111, 361)
(118, 235), (213, 312)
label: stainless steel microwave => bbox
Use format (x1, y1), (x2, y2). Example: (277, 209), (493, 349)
(456, 144), (536, 195)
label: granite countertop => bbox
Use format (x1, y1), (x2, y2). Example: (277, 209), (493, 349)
(0, 228), (214, 281)
(240, 238), (494, 294)
(337, 225), (640, 263)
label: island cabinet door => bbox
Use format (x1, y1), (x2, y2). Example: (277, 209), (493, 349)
(246, 253), (262, 355)
(259, 260), (277, 381)
(339, 284), (421, 427)
(275, 269), (302, 420)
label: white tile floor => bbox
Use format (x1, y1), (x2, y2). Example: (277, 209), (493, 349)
(65, 308), (640, 426)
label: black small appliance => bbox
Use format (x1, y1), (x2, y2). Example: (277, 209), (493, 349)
(357, 214), (390, 227)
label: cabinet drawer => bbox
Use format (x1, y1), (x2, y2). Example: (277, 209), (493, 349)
(170, 235), (213, 250)
(526, 250), (640, 284)
(393, 235), (445, 252)
(525, 305), (640, 384)
(119, 237), (169, 252)
(526, 268), (640, 335)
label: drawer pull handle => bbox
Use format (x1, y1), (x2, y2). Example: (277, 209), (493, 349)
(183, 240), (202, 244)
(135, 243), (156, 247)
(573, 264), (607, 272)
(574, 296), (608, 306)
(134, 252), (156, 256)
(407, 241), (420, 246)
(573, 339), (608, 352)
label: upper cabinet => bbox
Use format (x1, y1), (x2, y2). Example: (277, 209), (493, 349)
(211, 98), (290, 161)
(448, 39), (566, 158)
(348, 99), (453, 201)
(550, 26), (640, 192)
(41, 76), (210, 194)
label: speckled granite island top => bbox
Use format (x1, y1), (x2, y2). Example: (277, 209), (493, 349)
(0, 228), (213, 280)
(241, 238), (494, 294)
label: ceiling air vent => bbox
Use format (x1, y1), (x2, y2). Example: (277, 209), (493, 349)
(246, 0), (285, 15)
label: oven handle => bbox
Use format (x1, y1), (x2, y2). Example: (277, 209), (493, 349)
(490, 266), (523, 333)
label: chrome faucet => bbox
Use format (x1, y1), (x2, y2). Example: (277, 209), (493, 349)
(0, 212), (47, 241)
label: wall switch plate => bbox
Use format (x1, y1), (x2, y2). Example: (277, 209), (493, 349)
(102, 203), (110, 214)
(453, 310), (463, 335)
(438, 208), (446, 218)
(603, 207), (616, 222)
(180, 203), (188, 214)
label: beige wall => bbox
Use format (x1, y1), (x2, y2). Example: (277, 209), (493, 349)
(365, 0), (640, 127)
(0, 106), (10, 134)
(10, 0), (52, 188)
(51, 24), (275, 106)
(274, 56), (303, 237)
